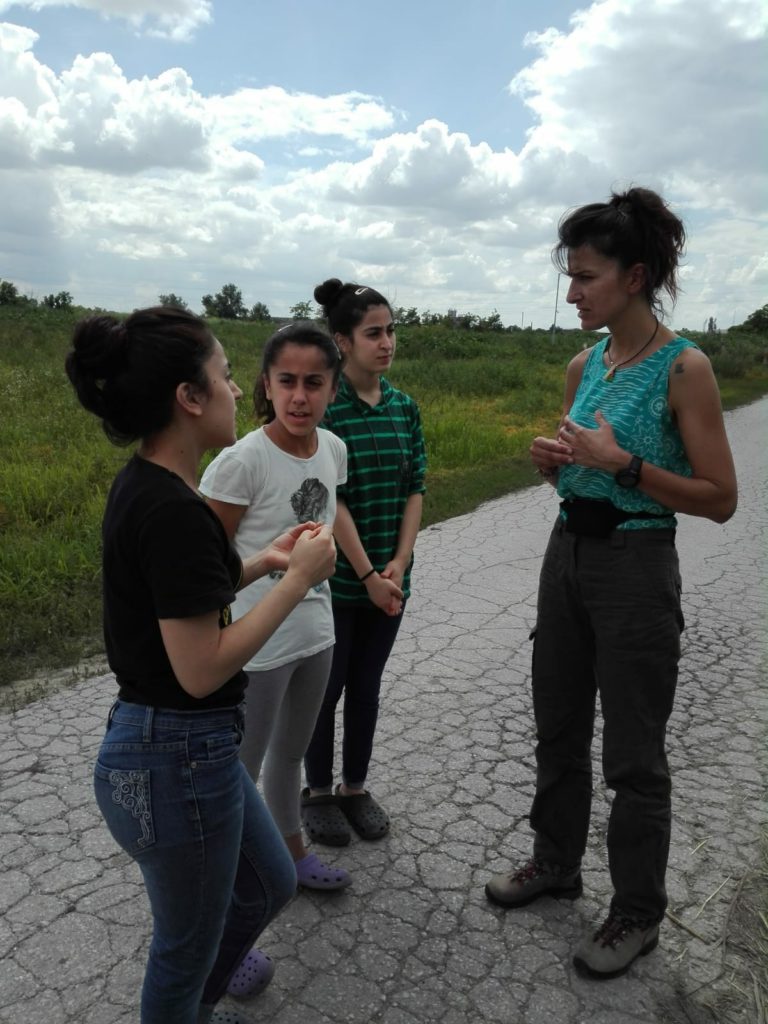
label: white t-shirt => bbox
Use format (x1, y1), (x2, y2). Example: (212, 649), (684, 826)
(200, 426), (347, 670)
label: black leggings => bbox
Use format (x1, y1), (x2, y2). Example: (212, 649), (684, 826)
(304, 602), (404, 790)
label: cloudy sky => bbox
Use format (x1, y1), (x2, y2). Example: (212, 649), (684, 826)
(0, 0), (765, 329)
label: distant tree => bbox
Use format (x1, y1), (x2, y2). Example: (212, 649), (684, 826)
(739, 304), (768, 333)
(202, 284), (247, 319)
(289, 300), (314, 320)
(158, 293), (189, 311)
(396, 306), (421, 326)
(250, 301), (271, 321)
(0, 280), (39, 306)
(0, 280), (19, 305)
(42, 291), (73, 309)
(479, 310), (504, 332)
(455, 311), (480, 331)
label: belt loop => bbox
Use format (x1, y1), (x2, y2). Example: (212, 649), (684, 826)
(142, 705), (154, 742)
(106, 700), (119, 730)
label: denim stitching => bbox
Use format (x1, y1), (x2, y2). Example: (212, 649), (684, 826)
(109, 770), (153, 848)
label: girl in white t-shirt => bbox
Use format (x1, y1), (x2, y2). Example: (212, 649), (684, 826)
(201, 323), (349, 913)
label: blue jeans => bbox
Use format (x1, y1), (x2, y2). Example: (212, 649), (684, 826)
(94, 700), (296, 1024)
(530, 524), (683, 922)
(304, 603), (404, 790)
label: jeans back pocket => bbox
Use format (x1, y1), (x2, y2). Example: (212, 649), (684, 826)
(94, 763), (156, 856)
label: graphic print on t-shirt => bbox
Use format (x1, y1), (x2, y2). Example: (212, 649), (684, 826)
(290, 477), (329, 523)
(270, 478), (330, 590)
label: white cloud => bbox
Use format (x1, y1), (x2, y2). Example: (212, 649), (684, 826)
(0, 0), (211, 41)
(207, 87), (398, 148)
(322, 119), (522, 218)
(511, 0), (767, 214)
(0, 23), (396, 175)
(0, 0), (765, 328)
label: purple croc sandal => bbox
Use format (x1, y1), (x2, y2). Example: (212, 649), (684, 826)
(295, 851), (352, 891)
(226, 948), (275, 999)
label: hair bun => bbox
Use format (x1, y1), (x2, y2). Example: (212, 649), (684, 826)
(313, 278), (344, 308)
(70, 316), (129, 378)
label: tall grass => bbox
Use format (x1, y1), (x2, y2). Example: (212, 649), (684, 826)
(1, 306), (766, 690)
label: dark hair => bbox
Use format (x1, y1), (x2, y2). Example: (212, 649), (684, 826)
(65, 306), (215, 445)
(253, 320), (343, 423)
(313, 278), (392, 338)
(553, 186), (686, 315)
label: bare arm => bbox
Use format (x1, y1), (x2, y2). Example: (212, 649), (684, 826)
(206, 497), (246, 540)
(159, 525), (337, 698)
(334, 497), (403, 615)
(558, 348), (737, 523)
(380, 492), (422, 589)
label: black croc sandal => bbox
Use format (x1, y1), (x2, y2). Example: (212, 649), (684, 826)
(300, 788), (351, 846)
(335, 786), (390, 840)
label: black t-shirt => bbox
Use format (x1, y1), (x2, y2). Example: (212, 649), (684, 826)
(102, 455), (246, 710)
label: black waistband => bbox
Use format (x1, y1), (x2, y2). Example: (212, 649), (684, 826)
(560, 498), (673, 539)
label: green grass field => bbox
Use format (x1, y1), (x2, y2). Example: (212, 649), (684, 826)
(1, 305), (766, 692)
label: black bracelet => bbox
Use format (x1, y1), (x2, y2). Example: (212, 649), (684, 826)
(358, 568), (376, 582)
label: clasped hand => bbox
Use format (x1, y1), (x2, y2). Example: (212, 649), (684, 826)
(557, 411), (624, 470)
(373, 560), (405, 617)
(531, 411), (625, 475)
(263, 522), (336, 587)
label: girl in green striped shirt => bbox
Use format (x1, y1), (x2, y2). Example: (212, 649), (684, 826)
(302, 279), (426, 846)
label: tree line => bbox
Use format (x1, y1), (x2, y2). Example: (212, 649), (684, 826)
(0, 279), (73, 310)
(2, 277), (767, 336)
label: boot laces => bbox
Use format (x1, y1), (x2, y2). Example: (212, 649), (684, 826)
(512, 858), (548, 883)
(594, 910), (645, 949)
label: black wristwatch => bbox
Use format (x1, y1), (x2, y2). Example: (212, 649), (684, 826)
(615, 454), (643, 489)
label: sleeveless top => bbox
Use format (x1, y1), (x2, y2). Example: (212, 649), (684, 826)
(557, 336), (699, 529)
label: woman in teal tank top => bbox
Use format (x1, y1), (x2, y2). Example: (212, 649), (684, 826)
(484, 187), (737, 981)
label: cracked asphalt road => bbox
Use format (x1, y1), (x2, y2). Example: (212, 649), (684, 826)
(1, 397), (765, 1024)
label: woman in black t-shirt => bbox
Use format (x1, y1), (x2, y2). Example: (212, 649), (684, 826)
(66, 307), (336, 1024)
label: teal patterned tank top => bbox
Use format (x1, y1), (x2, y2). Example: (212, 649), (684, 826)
(557, 336), (699, 529)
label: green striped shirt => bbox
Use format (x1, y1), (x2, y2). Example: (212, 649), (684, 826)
(322, 375), (427, 604)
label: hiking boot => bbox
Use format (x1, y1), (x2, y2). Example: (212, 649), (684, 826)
(484, 857), (582, 908)
(572, 908), (660, 979)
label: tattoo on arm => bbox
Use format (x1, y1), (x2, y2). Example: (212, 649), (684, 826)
(673, 363), (685, 374)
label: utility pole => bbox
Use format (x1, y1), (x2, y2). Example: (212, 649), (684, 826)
(550, 274), (561, 343)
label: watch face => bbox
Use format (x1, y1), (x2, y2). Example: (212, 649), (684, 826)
(616, 468), (639, 488)
(616, 455), (642, 488)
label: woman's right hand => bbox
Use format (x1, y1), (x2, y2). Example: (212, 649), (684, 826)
(365, 573), (404, 616)
(530, 435), (573, 474)
(286, 524), (337, 589)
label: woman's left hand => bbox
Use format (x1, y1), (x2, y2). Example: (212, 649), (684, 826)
(262, 522), (319, 575)
(380, 560), (405, 591)
(558, 412), (625, 472)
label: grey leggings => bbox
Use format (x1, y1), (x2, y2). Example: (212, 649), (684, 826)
(240, 647), (334, 837)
